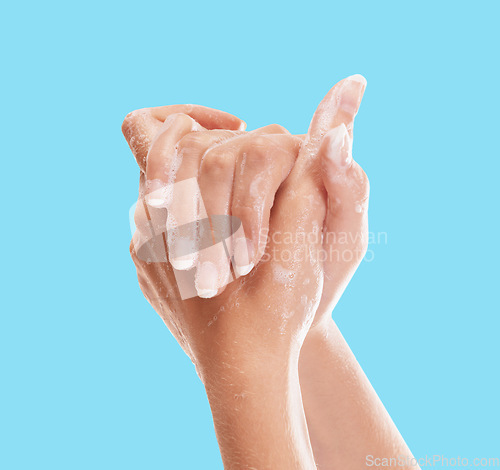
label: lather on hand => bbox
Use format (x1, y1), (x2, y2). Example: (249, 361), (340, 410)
(122, 74), (419, 470)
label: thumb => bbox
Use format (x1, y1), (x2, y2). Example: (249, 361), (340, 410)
(306, 74), (367, 150)
(319, 123), (370, 308)
(321, 123), (369, 221)
(273, 74), (368, 238)
(266, 75), (368, 286)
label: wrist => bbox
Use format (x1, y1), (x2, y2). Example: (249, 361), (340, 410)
(198, 338), (300, 389)
(192, 311), (304, 382)
(303, 317), (335, 345)
(299, 318), (343, 374)
(202, 352), (316, 470)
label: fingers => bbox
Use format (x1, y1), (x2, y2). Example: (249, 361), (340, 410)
(319, 123), (370, 260)
(143, 114), (206, 274)
(280, 73), (367, 214)
(194, 126), (299, 297)
(193, 134), (247, 296)
(319, 124), (370, 306)
(131, 173), (169, 265)
(175, 130), (243, 183)
(306, 74), (366, 149)
(266, 75), (367, 279)
(122, 105), (246, 172)
(196, 125), (291, 253)
(194, 235), (233, 299)
(150, 105), (246, 131)
(144, 113), (202, 207)
(320, 124), (369, 221)
(312, 77), (369, 265)
(192, 134), (242, 297)
(293, 74), (367, 183)
(231, 133), (301, 276)
(122, 109), (164, 172)
(167, 130), (241, 271)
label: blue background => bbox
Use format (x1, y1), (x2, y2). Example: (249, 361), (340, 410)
(1, 1), (499, 468)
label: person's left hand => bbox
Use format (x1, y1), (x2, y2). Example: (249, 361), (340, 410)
(123, 74), (370, 348)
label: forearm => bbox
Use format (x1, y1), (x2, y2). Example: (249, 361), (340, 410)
(201, 346), (316, 470)
(299, 318), (418, 470)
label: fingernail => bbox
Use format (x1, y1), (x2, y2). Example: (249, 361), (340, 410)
(339, 74), (367, 116)
(346, 74), (367, 86)
(325, 124), (351, 168)
(169, 237), (197, 270)
(145, 179), (169, 208)
(233, 238), (254, 277)
(195, 261), (218, 298)
(170, 255), (197, 270)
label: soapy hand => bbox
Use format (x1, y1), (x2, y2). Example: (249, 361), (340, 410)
(123, 76), (368, 360)
(121, 78), (419, 470)
(122, 77), (371, 470)
(125, 111), (326, 468)
(125, 119), (316, 368)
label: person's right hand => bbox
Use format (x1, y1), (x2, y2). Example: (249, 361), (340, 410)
(126, 116), (326, 469)
(122, 75), (370, 365)
(288, 75), (370, 331)
(122, 77), (370, 469)
(126, 116), (317, 365)
(120, 78), (418, 470)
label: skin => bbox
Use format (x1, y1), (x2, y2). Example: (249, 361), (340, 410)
(122, 76), (419, 469)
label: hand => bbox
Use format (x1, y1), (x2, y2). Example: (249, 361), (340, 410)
(128, 118), (318, 361)
(309, 76), (370, 330)
(125, 109), (319, 469)
(123, 74), (370, 385)
(123, 74), (369, 326)
(124, 77), (369, 469)
(124, 73), (369, 362)
(122, 78), (418, 470)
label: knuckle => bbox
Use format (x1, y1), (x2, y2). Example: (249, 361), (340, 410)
(129, 239), (139, 260)
(231, 203), (255, 232)
(178, 131), (210, 151)
(232, 201), (253, 219)
(202, 149), (234, 177)
(121, 109), (147, 137)
(259, 124), (290, 135)
(166, 112), (194, 129)
(250, 135), (271, 149)
(246, 137), (272, 162)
